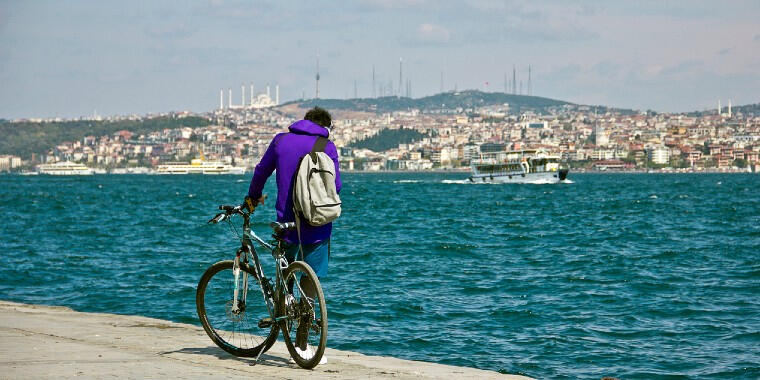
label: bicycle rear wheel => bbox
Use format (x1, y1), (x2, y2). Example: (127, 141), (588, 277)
(279, 261), (328, 369)
(196, 260), (278, 357)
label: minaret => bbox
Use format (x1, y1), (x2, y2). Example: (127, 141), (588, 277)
(228, 88), (232, 108)
(315, 56), (320, 99)
(398, 57), (403, 97)
(728, 99), (732, 118)
(220, 89), (224, 110)
(241, 84), (245, 107)
(275, 85), (280, 105)
(718, 100), (722, 116)
(372, 65), (376, 98)
(440, 71), (444, 93)
(353, 80), (357, 99)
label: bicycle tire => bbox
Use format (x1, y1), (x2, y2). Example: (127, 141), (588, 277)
(196, 260), (278, 357)
(279, 261), (328, 369)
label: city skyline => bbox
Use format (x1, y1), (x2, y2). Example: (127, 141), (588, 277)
(1, 1), (759, 119)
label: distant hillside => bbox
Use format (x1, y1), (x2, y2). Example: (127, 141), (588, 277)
(0, 116), (211, 159)
(349, 127), (428, 152)
(289, 90), (573, 114)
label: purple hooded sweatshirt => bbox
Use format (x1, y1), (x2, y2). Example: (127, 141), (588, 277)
(247, 120), (342, 244)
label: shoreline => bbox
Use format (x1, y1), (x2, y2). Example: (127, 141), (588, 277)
(0, 300), (531, 379)
(3, 168), (756, 175)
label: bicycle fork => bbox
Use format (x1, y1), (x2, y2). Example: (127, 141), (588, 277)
(231, 251), (245, 313)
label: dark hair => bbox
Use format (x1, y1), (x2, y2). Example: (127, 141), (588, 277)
(304, 107), (332, 128)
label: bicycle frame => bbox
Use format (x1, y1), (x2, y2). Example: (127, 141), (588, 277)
(230, 212), (289, 324)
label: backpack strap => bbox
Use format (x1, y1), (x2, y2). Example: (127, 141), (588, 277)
(294, 211), (304, 261)
(309, 137), (328, 164)
(311, 136), (328, 153)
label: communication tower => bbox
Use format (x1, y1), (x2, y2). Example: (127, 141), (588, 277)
(315, 56), (320, 99)
(512, 65), (516, 94)
(528, 65), (532, 96)
(398, 57), (403, 97)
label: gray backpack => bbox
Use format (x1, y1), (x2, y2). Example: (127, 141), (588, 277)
(292, 137), (341, 254)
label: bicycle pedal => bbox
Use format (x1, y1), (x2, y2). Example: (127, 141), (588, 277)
(257, 317), (274, 328)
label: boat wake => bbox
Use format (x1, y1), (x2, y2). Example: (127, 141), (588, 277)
(442, 179), (574, 185)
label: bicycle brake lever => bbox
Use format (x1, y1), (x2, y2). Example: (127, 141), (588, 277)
(208, 212), (226, 224)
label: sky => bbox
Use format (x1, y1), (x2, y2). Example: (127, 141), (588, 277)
(1, 0), (759, 119)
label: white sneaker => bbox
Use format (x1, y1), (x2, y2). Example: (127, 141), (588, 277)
(289, 345), (327, 365)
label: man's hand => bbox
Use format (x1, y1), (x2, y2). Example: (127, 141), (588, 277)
(244, 195), (267, 212)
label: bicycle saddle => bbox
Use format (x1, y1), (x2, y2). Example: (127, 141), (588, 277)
(270, 221), (295, 236)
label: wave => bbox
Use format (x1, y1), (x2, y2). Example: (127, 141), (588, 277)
(441, 178), (573, 185)
(393, 180), (421, 183)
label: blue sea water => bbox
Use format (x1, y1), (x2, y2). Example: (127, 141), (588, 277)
(0, 173), (758, 379)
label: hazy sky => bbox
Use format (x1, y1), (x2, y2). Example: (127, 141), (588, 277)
(1, 0), (759, 118)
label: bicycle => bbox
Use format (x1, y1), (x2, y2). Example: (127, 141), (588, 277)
(195, 201), (328, 369)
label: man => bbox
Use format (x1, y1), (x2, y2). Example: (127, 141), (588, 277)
(245, 107), (341, 362)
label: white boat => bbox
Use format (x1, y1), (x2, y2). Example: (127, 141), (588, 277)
(155, 158), (246, 175)
(469, 149), (569, 184)
(37, 161), (94, 175)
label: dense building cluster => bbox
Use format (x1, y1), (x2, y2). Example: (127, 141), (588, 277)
(330, 105), (760, 172)
(3, 100), (760, 173)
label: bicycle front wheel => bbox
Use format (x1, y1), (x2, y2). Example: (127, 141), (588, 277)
(279, 261), (328, 369)
(196, 260), (278, 357)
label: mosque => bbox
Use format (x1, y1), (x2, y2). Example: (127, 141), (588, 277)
(219, 82), (279, 110)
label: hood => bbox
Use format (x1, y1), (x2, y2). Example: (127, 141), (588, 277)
(288, 120), (330, 137)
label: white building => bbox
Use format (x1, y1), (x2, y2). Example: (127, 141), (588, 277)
(595, 125), (609, 146)
(648, 146), (670, 165)
(0, 155), (22, 171)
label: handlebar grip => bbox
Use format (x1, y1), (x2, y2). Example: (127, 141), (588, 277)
(219, 205), (236, 211)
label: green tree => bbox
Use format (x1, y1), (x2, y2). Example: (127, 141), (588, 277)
(0, 116), (211, 159)
(349, 127), (428, 152)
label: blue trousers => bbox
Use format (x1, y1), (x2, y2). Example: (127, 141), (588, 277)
(283, 239), (329, 278)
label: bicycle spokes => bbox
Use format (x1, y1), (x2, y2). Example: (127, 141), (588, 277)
(280, 261), (327, 368)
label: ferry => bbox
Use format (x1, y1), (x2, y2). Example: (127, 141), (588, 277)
(37, 161), (94, 175)
(469, 149), (569, 183)
(155, 158), (246, 175)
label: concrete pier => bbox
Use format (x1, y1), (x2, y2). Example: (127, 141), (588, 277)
(0, 301), (531, 379)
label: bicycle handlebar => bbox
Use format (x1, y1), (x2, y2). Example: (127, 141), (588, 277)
(208, 203), (247, 224)
(219, 204), (242, 212)
(208, 195), (267, 224)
